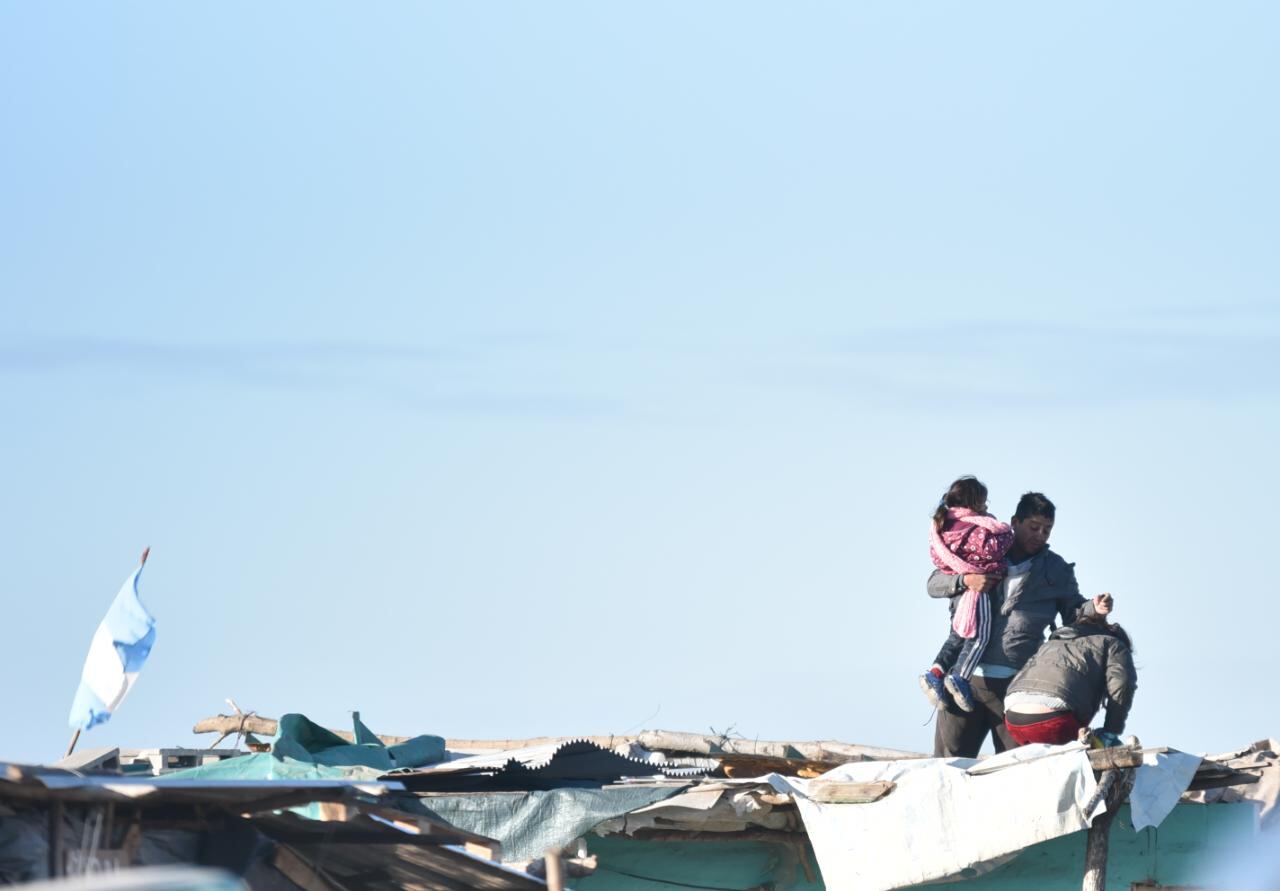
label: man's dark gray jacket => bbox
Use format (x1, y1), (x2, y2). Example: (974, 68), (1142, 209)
(927, 547), (1093, 671)
(1007, 622), (1137, 733)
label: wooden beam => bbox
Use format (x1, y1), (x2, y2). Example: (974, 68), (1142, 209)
(442, 734), (631, 752)
(635, 730), (926, 763)
(1087, 746), (1144, 770)
(272, 844), (346, 891)
(721, 755), (841, 778)
(805, 780), (896, 804)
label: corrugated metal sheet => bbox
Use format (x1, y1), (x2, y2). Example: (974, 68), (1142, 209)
(385, 739), (709, 792)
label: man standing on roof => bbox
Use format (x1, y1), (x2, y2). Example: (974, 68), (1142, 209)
(927, 492), (1112, 758)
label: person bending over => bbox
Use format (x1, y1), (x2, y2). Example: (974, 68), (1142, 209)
(1003, 605), (1135, 747)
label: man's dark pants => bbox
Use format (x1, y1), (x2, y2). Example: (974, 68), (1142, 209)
(933, 676), (1017, 758)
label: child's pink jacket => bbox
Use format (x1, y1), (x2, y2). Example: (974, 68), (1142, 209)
(929, 507), (1014, 638)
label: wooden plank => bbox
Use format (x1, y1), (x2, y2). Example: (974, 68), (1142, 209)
(805, 780), (896, 804)
(272, 844), (346, 891)
(1087, 746), (1144, 770)
(636, 730), (927, 764)
(1186, 768), (1261, 791)
(721, 755), (838, 778)
(443, 735), (629, 752)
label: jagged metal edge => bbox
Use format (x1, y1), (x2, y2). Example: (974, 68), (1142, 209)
(498, 738), (713, 777)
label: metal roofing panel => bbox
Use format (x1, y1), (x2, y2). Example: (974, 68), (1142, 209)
(385, 738), (708, 792)
(0, 762), (404, 809)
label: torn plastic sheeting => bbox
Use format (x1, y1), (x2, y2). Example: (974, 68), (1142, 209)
(1131, 750), (1202, 830)
(415, 785), (686, 862)
(769, 743), (1101, 891)
(153, 754), (414, 824)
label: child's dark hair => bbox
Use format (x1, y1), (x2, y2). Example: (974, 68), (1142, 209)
(933, 476), (988, 529)
(1013, 492), (1056, 522)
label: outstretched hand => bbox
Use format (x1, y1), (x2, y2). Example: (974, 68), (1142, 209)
(1093, 592), (1113, 615)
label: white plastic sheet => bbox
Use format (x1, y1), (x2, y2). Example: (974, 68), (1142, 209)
(769, 744), (1099, 891)
(1130, 750), (1202, 830)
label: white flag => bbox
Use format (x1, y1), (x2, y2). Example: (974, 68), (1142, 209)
(68, 554), (157, 731)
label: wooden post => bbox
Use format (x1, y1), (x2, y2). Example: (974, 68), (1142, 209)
(544, 851), (564, 891)
(1083, 802), (1116, 890)
(47, 801), (64, 879)
(103, 802), (115, 850)
(1083, 767), (1134, 891)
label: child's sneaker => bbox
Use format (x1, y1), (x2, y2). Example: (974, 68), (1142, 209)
(944, 673), (975, 712)
(918, 670), (948, 709)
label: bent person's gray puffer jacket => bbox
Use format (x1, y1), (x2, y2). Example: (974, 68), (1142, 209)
(1006, 622), (1137, 734)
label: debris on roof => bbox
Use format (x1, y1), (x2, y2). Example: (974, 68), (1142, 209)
(1183, 737), (1280, 828)
(3, 708), (1275, 891)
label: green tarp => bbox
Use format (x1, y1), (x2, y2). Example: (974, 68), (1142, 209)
(161, 712), (445, 781)
(270, 712), (445, 771)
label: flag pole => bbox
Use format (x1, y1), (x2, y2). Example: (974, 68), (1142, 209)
(65, 547), (151, 760)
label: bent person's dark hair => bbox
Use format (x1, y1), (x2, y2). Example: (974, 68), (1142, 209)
(933, 476), (988, 529)
(1107, 623), (1134, 653)
(1013, 491), (1056, 522)
(1077, 614), (1135, 654)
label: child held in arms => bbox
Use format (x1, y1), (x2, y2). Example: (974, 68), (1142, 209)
(919, 476), (1013, 713)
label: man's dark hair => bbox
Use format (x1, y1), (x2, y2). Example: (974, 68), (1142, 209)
(1013, 492), (1056, 522)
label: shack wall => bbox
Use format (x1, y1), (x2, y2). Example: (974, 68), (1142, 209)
(578, 802), (1257, 891)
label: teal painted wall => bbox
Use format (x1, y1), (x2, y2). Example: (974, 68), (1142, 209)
(577, 803), (1256, 891)
(925, 804), (1256, 891)
(578, 835), (824, 891)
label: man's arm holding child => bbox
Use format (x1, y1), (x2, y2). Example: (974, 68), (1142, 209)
(927, 569), (1000, 599)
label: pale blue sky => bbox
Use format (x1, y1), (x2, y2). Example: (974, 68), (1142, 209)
(1, 3), (1277, 763)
